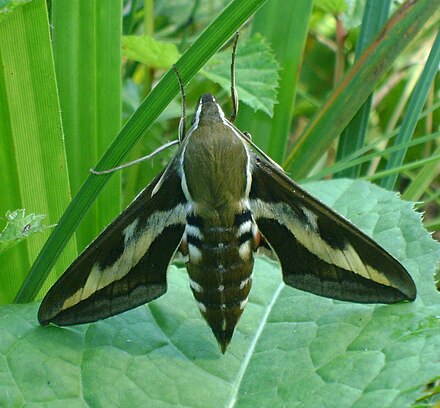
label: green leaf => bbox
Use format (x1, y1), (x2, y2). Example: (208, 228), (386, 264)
(122, 35), (180, 69)
(284, 0), (440, 179)
(2, 180), (439, 407)
(203, 34), (280, 116)
(335, 0), (391, 179)
(51, 0), (122, 253)
(341, 0), (368, 30)
(314, 0), (348, 14)
(0, 0), (77, 303)
(0, 0), (32, 22)
(0, 210), (53, 255)
(236, 0), (313, 162)
(379, 30), (440, 190)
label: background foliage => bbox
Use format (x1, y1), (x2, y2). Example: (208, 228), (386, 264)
(0, 0), (439, 406)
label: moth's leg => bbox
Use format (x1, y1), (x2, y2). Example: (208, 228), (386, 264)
(243, 131), (252, 141)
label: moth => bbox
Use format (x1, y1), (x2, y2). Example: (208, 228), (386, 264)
(38, 35), (416, 353)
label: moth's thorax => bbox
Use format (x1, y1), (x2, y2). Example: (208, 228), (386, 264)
(182, 94), (250, 218)
(195, 94), (226, 126)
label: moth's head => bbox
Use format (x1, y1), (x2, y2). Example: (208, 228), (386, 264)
(192, 93), (226, 127)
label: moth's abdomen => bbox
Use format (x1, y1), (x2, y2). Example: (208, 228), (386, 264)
(185, 211), (257, 353)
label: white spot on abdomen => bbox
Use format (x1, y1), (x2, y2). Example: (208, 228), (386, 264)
(189, 278), (203, 293)
(239, 242), (252, 259)
(186, 224), (203, 240)
(188, 243), (202, 263)
(239, 276), (251, 289)
(197, 301), (207, 313)
(237, 220), (252, 236)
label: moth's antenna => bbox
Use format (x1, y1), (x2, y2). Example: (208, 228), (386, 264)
(172, 64), (187, 142)
(230, 31), (239, 123)
(91, 64), (188, 176)
(90, 140), (179, 175)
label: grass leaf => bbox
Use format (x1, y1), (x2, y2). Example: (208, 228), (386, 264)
(380, 30), (440, 190)
(335, 0), (392, 179)
(284, 0), (440, 178)
(0, 0), (76, 303)
(236, 0), (313, 162)
(51, 0), (123, 253)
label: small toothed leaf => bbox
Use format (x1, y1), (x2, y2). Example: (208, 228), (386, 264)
(203, 34), (280, 116)
(122, 36), (180, 69)
(0, 210), (53, 254)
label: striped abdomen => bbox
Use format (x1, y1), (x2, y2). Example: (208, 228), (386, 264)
(185, 210), (257, 353)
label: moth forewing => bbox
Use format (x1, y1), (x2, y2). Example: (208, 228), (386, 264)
(38, 161), (187, 326)
(249, 154), (416, 303)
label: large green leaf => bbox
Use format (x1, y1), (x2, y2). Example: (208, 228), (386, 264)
(1, 180), (439, 407)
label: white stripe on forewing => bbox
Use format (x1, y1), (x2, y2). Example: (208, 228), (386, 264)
(179, 147), (193, 202)
(192, 98), (203, 129)
(301, 207), (319, 232)
(62, 204), (187, 309)
(250, 198), (391, 286)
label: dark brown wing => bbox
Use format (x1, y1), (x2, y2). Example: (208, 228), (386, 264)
(38, 159), (187, 326)
(249, 154), (416, 303)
